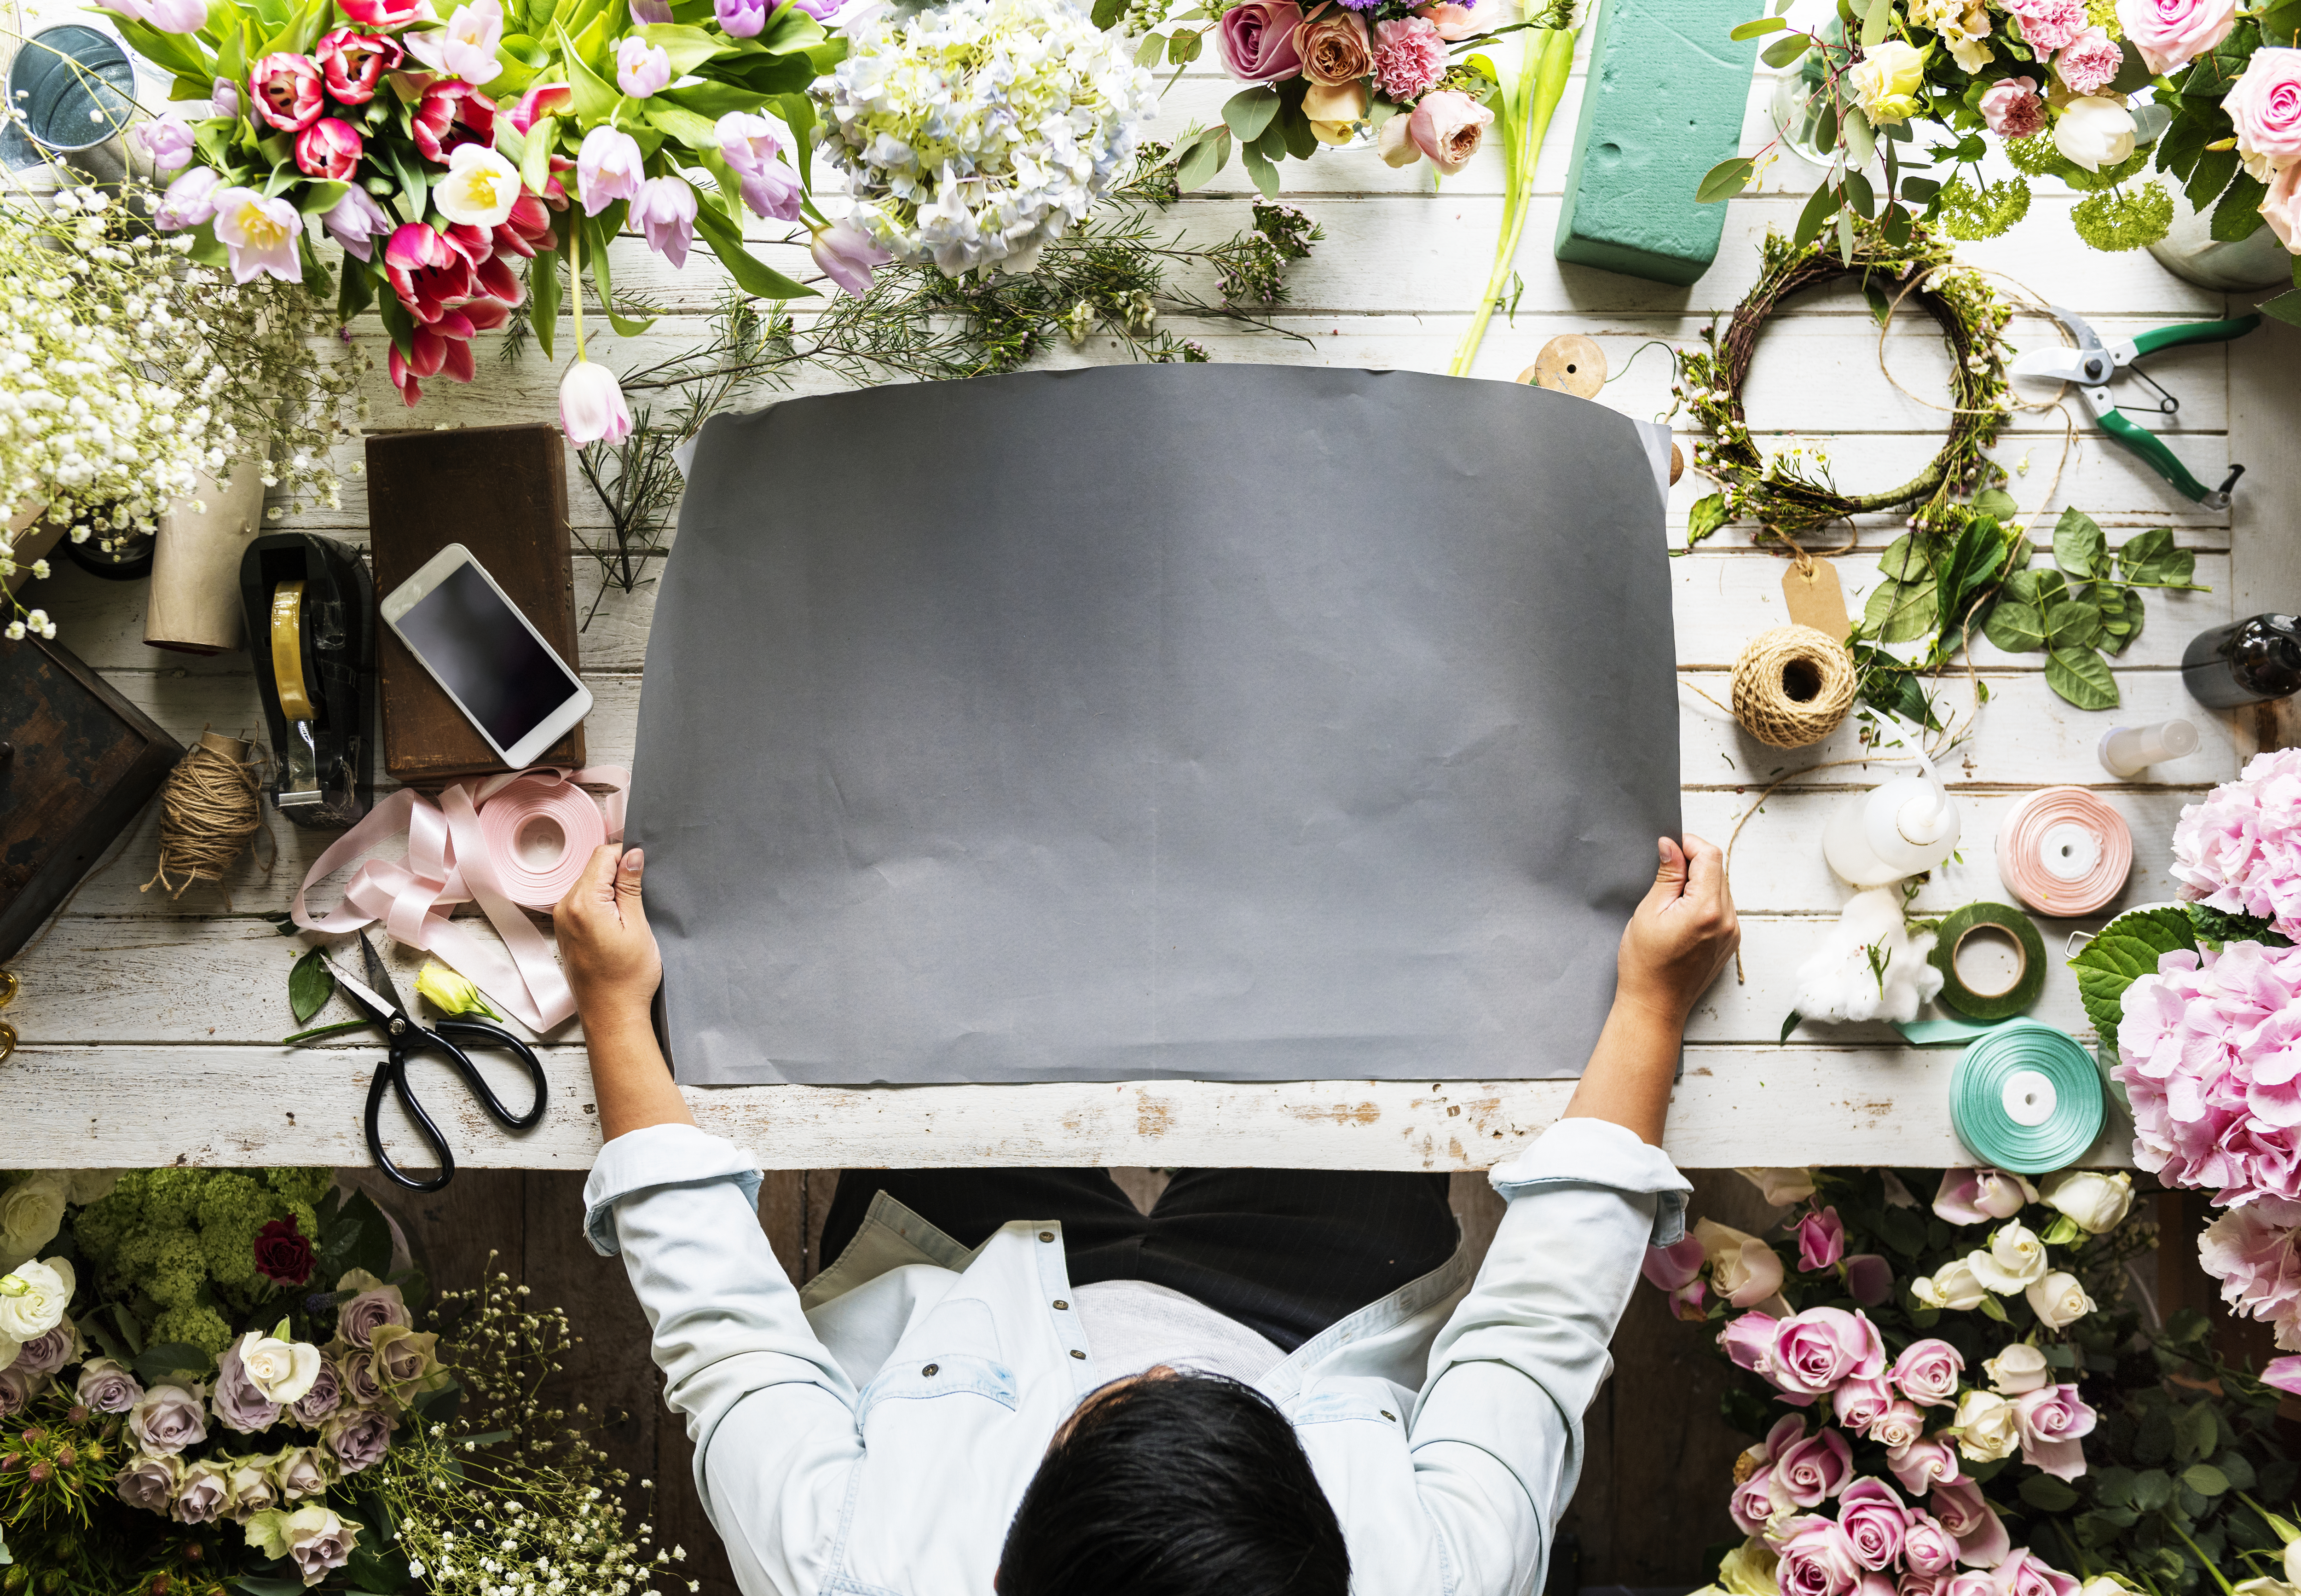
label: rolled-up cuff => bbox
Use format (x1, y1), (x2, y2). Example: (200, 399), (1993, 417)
(1488, 1116), (1692, 1246)
(583, 1123), (764, 1255)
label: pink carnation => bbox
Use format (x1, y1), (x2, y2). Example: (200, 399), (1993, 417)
(2055, 28), (2124, 94)
(1371, 15), (1447, 100)
(2199, 1197), (2301, 1348)
(1980, 77), (2049, 139)
(2172, 748), (2301, 936)
(2007, 0), (2086, 52)
(2115, 939), (2301, 1207)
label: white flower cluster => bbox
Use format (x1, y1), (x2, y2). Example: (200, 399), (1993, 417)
(817, 0), (1156, 277)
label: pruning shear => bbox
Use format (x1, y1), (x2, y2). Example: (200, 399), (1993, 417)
(2009, 307), (2261, 510)
(324, 931), (549, 1192)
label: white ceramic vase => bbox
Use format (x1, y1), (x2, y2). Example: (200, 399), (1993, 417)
(2147, 184), (2294, 291)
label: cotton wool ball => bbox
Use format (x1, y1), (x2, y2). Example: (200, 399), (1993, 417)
(1794, 888), (1945, 1024)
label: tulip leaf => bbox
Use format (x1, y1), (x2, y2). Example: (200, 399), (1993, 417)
(644, 101), (724, 149)
(2066, 905), (2196, 1049)
(288, 947), (335, 1025)
(529, 244), (560, 361)
(635, 22), (730, 72)
(521, 114), (559, 195)
(559, 23), (623, 122)
(689, 200), (812, 301)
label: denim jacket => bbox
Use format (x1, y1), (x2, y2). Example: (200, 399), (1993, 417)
(583, 1117), (1690, 1596)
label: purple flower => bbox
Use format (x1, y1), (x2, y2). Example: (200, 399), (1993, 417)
(76, 1356), (143, 1414)
(209, 186), (304, 284)
(716, 0), (767, 35)
(809, 220), (887, 299)
(289, 1356), (344, 1426)
(718, 112), (801, 220)
(116, 1452), (182, 1515)
(321, 1405), (395, 1474)
(559, 359), (634, 445)
(132, 112), (202, 173)
(213, 1337), (283, 1434)
(171, 1459), (232, 1524)
(630, 0), (674, 19)
(615, 35), (672, 97)
(153, 166), (225, 231)
(631, 174), (696, 267)
(0, 1366), (43, 1419)
(320, 185), (392, 263)
(575, 125), (646, 219)
(127, 1383), (208, 1456)
(211, 76), (240, 118)
(14, 1318), (78, 1378)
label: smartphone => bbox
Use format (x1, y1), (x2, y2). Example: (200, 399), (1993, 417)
(379, 544), (592, 768)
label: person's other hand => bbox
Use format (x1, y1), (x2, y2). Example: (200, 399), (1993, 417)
(1615, 834), (1738, 1024)
(555, 844), (662, 1025)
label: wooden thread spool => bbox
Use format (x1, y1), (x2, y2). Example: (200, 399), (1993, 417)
(1518, 334), (1607, 398)
(1729, 625), (1858, 749)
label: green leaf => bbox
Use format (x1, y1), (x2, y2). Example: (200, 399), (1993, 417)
(1864, 577), (1939, 643)
(2118, 526), (2200, 588)
(2131, 1467), (2176, 1509)
(2045, 598), (2104, 650)
(1223, 85), (1281, 142)
(2021, 1475), (2081, 1511)
(2052, 506), (2108, 580)
(643, 100), (725, 148)
(289, 947), (335, 1024)
(2213, 1450), (2258, 1492)
(1133, 30), (1164, 65)
(1240, 140), (1280, 198)
(2174, 1399), (2219, 1463)
(1168, 26), (1203, 64)
(1761, 30), (1811, 67)
(1843, 106), (1875, 171)
(1175, 127), (1229, 191)
(1981, 598), (2047, 653)
(2046, 644), (2118, 710)
(2095, 583), (2144, 654)
(133, 1342), (212, 1385)
(2067, 905), (2197, 1047)
(1698, 157), (1758, 202)
(688, 200), (812, 301)
(1844, 168), (1876, 218)
(2184, 1463), (2231, 1497)
(1780, 1009), (1803, 1043)
(1730, 14), (1788, 36)
(282, 1018), (372, 1046)
(1686, 492), (1732, 548)
(1092, 0), (1127, 26)
(1875, 532), (1925, 582)
(1976, 1292), (2009, 1322)
(1973, 487), (2019, 519)
(529, 238), (561, 362)
(2212, 173), (2270, 241)
(2265, 287), (2301, 328)
(1793, 182), (1838, 246)
(1861, 0), (1891, 46)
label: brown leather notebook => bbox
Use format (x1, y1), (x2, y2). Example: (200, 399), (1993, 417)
(366, 424), (585, 784)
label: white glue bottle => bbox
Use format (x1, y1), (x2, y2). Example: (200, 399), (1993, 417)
(2096, 718), (2199, 780)
(1822, 752), (1962, 888)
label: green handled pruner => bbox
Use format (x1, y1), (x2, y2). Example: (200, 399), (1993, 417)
(2009, 307), (2261, 510)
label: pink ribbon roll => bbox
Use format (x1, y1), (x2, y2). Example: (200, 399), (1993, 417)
(471, 772), (610, 912)
(1995, 786), (2132, 918)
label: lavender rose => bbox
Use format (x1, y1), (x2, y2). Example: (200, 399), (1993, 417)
(77, 1356), (144, 1414)
(334, 1270), (413, 1350)
(286, 1505), (362, 1583)
(321, 1405), (395, 1474)
(1216, 0), (1305, 84)
(171, 1457), (234, 1524)
(225, 1456), (282, 1522)
(288, 1357), (343, 1426)
(0, 1365), (45, 1418)
(116, 1451), (184, 1515)
(272, 1444), (333, 1500)
(214, 1337), (284, 1434)
(14, 1318), (80, 1378)
(127, 1383), (209, 1456)
(336, 1347), (386, 1409)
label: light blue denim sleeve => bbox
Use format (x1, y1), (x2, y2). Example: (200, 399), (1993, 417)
(1407, 1118), (1693, 1596)
(584, 1124), (864, 1596)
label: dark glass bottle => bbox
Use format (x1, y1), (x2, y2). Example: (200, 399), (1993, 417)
(2183, 614), (2301, 709)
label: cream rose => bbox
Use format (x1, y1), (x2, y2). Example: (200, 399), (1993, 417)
(1736, 1168), (1819, 1207)
(2026, 1270), (2096, 1329)
(1967, 1224), (2049, 1293)
(1697, 1219), (1789, 1308)
(1952, 1388), (2022, 1461)
(2053, 96), (2137, 172)
(1912, 1258), (1988, 1311)
(234, 1330), (323, 1405)
(1719, 1538), (1781, 1596)
(1295, 10), (1371, 84)
(0, 1174), (69, 1275)
(1304, 79), (1370, 140)
(1850, 40), (1930, 125)
(2041, 1171), (2133, 1234)
(1984, 1342), (2051, 1394)
(1377, 113), (1421, 167)
(0, 1258), (75, 1342)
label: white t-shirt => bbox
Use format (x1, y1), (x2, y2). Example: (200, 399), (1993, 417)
(1071, 1279), (1286, 1385)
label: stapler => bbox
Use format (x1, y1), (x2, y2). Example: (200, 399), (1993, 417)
(239, 532), (374, 828)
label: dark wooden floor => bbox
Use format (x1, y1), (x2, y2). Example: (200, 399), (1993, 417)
(376, 1164), (1785, 1595)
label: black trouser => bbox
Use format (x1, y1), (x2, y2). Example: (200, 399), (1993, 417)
(817, 1168), (1460, 1352)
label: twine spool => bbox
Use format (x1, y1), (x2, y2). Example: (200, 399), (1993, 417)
(142, 731), (271, 904)
(1730, 625), (1858, 748)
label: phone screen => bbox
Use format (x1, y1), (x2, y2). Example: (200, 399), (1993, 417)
(396, 561), (583, 750)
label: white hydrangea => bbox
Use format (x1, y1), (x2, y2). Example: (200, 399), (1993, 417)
(816, 0), (1156, 276)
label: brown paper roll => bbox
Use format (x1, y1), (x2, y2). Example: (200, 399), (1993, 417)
(147, 462), (268, 654)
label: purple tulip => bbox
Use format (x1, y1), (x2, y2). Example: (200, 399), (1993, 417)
(716, 0), (767, 35)
(809, 220), (888, 299)
(320, 185), (391, 262)
(575, 125), (645, 218)
(615, 35), (672, 97)
(153, 165), (224, 230)
(717, 111), (802, 220)
(559, 360), (634, 445)
(630, 174), (696, 268)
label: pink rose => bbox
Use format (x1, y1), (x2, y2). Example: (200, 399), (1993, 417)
(2266, 1354), (2301, 1396)
(248, 53), (324, 133)
(1406, 89), (1493, 175)
(2011, 1383), (2096, 1480)
(314, 28), (400, 105)
(1888, 1436), (1960, 1495)
(1372, 15), (1447, 99)
(1643, 1235), (1706, 1291)
(1769, 1308), (1886, 1402)
(1218, 0), (1306, 84)
(1774, 1427), (1854, 1505)
(1846, 1254), (1894, 1306)
(2115, 0), (2236, 74)
(1839, 1478), (1910, 1572)
(1932, 1169), (2034, 1224)
(1720, 1311), (1780, 1374)
(1868, 1400), (1928, 1451)
(1902, 1576), (1948, 1596)
(1979, 77), (2048, 139)
(1947, 1576), (1998, 1596)
(1796, 1206), (1847, 1271)
(1891, 1339), (1965, 1407)
(1295, 10), (1372, 85)
(1733, 1469), (1788, 1535)
(2006, 0), (2085, 52)
(1902, 1513), (1961, 1577)
(295, 117), (362, 181)
(1415, 0), (1476, 37)
(1930, 1479), (2011, 1567)
(1989, 1549), (2079, 1596)
(2055, 28), (2123, 94)
(1833, 1376), (1896, 1432)
(2262, 157), (2301, 249)
(2226, 48), (2301, 180)
(1776, 1516), (1867, 1596)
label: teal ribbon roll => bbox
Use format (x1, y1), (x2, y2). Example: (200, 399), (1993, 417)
(1949, 1021), (2105, 1173)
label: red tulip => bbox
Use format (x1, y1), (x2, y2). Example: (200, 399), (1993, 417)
(314, 28), (401, 104)
(294, 117), (363, 181)
(249, 52), (324, 133)
(382, 223), (521, 407)
(509, 82), (572, 134)
(411, 78), (496, 165)
(337, 0), (425, 25)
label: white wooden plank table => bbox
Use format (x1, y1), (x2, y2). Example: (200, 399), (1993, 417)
(4, 36), (2289, 1172)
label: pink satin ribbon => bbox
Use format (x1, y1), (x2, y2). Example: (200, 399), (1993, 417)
(292, 767), (629, 1033)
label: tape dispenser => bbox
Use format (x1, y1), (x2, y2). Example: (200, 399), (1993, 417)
(238, 532), (374, 828)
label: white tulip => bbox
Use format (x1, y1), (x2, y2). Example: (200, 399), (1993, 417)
(2054, 96), (2137, 172)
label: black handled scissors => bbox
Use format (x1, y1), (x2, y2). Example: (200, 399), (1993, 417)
(324, 932), (548, 1192)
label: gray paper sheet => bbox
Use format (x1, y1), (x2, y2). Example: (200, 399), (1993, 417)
(630, 365), (1680, 1086)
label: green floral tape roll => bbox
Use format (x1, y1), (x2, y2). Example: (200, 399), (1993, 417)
(1926, 901), (2047, 1022)
(1950, 1021), (2105, 1174)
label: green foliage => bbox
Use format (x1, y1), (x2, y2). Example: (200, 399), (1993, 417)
(286, 948), (335, 1026)
(2071, 181), (2176, 251)
(1937, 176), (2034, 241)
(2186, 903), (2295, 950)
(2066, 905), (2198, 1049)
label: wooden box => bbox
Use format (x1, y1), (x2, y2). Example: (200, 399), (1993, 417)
(367, 423), (585, 784)
(0, 636), (184, 962)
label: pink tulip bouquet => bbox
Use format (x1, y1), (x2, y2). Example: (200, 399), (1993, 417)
(106, 0), (848, 427)
(1648, 1166), (2154, 1596)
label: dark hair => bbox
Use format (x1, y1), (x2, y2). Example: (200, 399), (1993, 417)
(998, 1370), (1349, 1596)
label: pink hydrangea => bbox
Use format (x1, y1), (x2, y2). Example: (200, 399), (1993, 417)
(2115, 940), (2301, 1207)
(2171, 748), (2301, 936)
(1371, 15), (1447, 100)
(2198, 1196), (2301, 1348)
(2055, 28), (2124, 93)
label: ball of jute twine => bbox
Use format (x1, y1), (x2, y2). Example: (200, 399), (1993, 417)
(1730, 625), (1858, 749)
(142, 731), (273, 906)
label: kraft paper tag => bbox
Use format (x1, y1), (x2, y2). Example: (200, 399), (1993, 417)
(1783, 560), (1850, 637)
